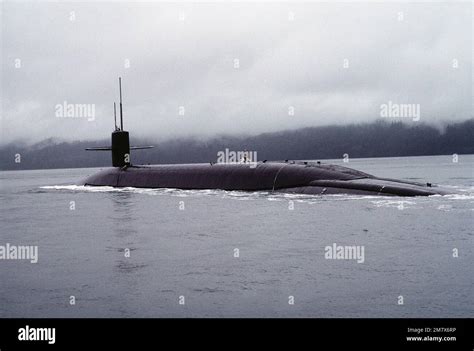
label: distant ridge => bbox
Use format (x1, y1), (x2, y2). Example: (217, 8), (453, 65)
(1, 119), (473, 170)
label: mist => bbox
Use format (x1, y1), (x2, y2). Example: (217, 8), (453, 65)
(1, 1), (472, 146)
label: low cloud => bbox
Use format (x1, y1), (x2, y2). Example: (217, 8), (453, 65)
(1, 1), (471, 145)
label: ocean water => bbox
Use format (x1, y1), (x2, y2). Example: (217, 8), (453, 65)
(0, 155), (473, 318)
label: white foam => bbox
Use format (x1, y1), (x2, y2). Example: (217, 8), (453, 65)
(371, 199), (417, 209)
(41, 185), (117, 192)
(443, 194), (474, 200)
(39, 184), (474, 204)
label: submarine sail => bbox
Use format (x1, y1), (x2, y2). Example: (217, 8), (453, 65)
(85, 77), (153, 167)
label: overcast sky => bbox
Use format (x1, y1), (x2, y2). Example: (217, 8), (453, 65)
(1, 1), (472, 145)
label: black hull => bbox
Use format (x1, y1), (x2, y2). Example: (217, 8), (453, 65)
(81, 161), (449, 197)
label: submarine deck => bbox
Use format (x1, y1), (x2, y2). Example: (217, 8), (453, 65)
(82, 161), (446, 196)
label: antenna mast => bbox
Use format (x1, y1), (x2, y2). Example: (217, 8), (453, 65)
(113, 102), (117, 130)
(119, 77), (123, 130)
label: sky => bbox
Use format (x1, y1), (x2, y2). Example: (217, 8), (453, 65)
(1, 1), (472, 145)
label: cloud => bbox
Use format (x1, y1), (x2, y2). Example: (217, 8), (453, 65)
(1, 1), (471, 145)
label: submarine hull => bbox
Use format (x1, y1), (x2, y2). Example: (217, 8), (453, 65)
(83, 79), (449, 197)
(81, 161), (448, 196)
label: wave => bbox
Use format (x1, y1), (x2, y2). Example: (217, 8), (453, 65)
(39, 185), (389, 201)
(39, 184), (474, 203)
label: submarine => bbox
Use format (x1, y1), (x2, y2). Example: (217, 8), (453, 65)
(82, 78), (449, 197)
